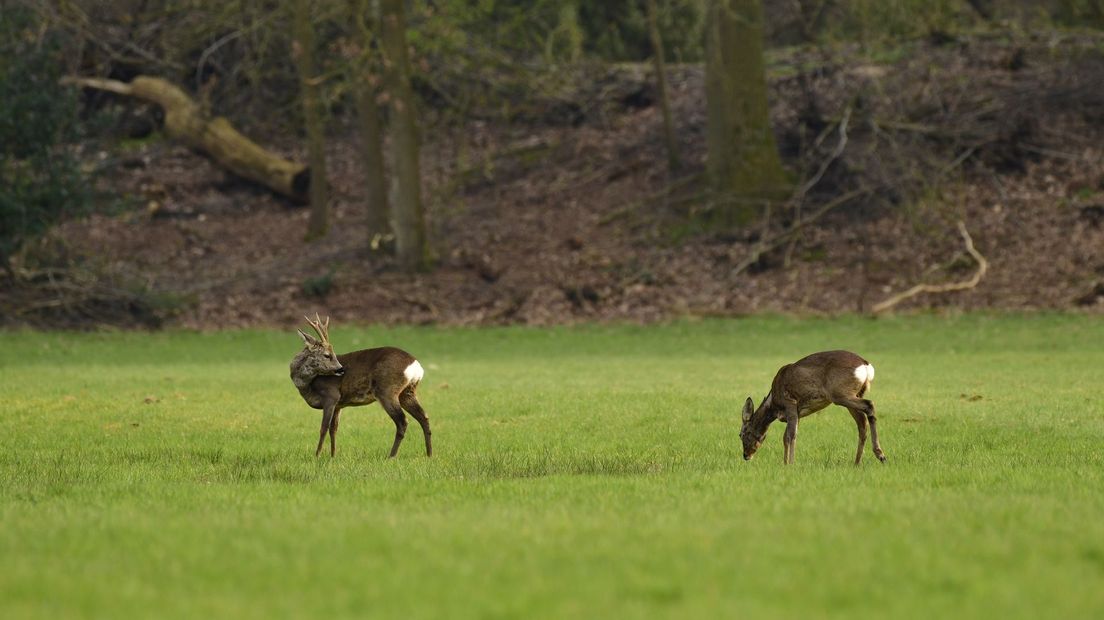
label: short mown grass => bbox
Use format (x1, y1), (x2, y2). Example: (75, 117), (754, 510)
(2, 315), (1103, 619)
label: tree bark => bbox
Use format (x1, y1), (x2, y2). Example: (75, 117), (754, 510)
(380, 0), (428, 271)
(704, 0), (788, 226)
(647, 0), (680, 172)
(965, 0), (993, 20)
(293, 0), (330, 241)
(352, 0), (391, 248)
(63, 76), (309, 201)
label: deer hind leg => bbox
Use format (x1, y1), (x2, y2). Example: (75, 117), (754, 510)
(834, 396), (886, 464)
(327, 408), (342, 457)
(865, 400), (887, 463)
(399, 388), (431, 457)
(848, 407), (868, 465)
(379, 396), (408, 459)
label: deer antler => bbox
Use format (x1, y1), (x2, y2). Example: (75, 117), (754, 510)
(304, 314), (331, 344)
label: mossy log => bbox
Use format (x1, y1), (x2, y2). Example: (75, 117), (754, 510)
(65, 76), (309, 202)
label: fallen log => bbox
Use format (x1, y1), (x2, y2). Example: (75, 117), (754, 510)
(63, 76), (309, 202)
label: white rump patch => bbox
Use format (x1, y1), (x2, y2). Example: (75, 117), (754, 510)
(404, 360), (424, 384)
(854, 364), (875, 384)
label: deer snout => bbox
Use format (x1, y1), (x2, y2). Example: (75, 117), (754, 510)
(334, 366), (346, 376)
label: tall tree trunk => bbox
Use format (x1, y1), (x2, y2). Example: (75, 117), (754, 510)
(352, 0), (391, 249)
(964, 0), (993, 20)
(704, 0), (787, 227)
(380, 0), (428, 271)
(293, 0), (330, 241)
(647, 0), (680, 172)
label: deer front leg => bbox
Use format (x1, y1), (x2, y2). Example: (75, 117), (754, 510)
(782, 410), (799, 465)
(327, 408), (342, 457)
(316, 403), (337, 457)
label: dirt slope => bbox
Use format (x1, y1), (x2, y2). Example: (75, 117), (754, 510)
(51, 37), (1104, 329)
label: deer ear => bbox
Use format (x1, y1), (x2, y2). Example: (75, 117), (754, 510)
(741, 397), (754, 422)
(298, 328), (320, 346)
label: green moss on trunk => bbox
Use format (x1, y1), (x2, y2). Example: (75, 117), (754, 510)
(704, 0), (789, 227)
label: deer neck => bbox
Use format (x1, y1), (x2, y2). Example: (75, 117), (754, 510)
(290, 350), (322, 403)
(750, 394), (779, 435)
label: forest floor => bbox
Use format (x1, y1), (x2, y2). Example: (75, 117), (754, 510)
(37, 34), (1104, 328)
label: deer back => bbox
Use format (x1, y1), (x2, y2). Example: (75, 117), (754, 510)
(301, 346), (419, 409)
(774, 350), (873, 407)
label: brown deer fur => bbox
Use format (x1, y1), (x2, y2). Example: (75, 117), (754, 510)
(740, 350), (885, 465)
(290, 315), (430, 458)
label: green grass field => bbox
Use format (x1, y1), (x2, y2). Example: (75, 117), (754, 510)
(2, 315), (1103, 619)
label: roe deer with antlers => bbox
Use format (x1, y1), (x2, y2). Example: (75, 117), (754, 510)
(740, 350), (886, 465)
(290, 315), (431, 458)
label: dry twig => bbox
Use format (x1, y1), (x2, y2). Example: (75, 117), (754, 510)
(730, 187), (870, 276)
(730, 106), (854, 276)
(871, 221), (988, 314)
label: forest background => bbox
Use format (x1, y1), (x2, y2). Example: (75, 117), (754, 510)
(2, 0), (1103, 328)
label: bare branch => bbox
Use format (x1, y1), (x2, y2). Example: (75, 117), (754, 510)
(60, 76), (133, 95)
(797, 105), (851, 199)
(730, 106), (854, 276)
(196, 29), (244, 91)
(731, 187), (870, 277)
(871, 221), (988, 314)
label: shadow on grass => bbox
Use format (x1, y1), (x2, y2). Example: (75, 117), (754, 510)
(2, 445), (732, 500)
(189, 448), (679, 484)
(440, 449), (681, 480)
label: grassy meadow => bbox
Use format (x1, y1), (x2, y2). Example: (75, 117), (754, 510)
(1, 315), (1103, 619)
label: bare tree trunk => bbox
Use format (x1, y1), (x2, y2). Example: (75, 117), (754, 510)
(704, 0), (788, 227)
(380, 0), (428, 271)
(293, 0), (330, 241)
(964, 0), (993, 20)
(352, 0), (391, 249)
(646, 0), (680, 172)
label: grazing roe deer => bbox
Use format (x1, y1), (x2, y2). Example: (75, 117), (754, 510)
(740, 350), (886, 465)
(290, 315), (431, 458)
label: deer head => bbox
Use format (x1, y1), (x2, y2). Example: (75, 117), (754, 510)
(295, 314), (345, 378)
(739, 395), (772, 460)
